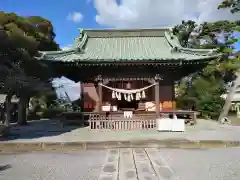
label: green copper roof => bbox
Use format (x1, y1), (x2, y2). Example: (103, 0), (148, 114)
(38, 28), (220, 62)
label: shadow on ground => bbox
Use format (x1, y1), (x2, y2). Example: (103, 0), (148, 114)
(0, 119), (84, 141)
(0, 164), (12, 171)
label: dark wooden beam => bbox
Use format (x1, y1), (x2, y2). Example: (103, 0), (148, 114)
(97, 75), (103, 112)
(154, 74), (161, 117)
(100, 77), (162, 82)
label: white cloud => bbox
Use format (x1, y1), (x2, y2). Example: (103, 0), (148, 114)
(61, 44), (72, 50)
(67, 12), (83, 23)
(93, 0), (239, 28)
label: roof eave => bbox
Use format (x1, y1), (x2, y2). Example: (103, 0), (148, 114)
(37, 56), (218, 65)
(37, 32), (89, 59)
(165, 30), (219, 56)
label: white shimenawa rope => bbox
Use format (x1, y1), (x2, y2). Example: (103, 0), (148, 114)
(99, 83), (157, 94)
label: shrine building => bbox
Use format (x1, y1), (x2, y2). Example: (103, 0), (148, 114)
(37, 28), (219, 119)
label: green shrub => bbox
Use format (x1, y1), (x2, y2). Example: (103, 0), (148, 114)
(41, 107), (65, 119)
(27, 113), (41, 120)
(176, 75), (225, 119)
(196, 94), (224, 119)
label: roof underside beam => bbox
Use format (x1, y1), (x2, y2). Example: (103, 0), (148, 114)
(43, 59), (212, 67)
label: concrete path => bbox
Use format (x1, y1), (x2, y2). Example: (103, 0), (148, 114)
(1, 119), (240, 152)
(1, 148), (240, 180)
(1, 119), (240, 143)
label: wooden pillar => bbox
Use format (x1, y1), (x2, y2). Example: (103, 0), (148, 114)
(80, 82), (84, 113)
(155, 81), (160, 117)
(98, 83), (103, 112)
(172, 79), (176, 109)
(96, 75), (103, 113)
(154, 74), (161, 117)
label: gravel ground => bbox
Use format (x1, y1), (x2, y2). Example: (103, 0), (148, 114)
(1, 148), (240, 180)
(157, 147), (240, 180)
(0, 151), (106, 180)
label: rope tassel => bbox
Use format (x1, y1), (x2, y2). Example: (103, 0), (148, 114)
(124, 94), (127, 101)
(130, 93), (134, 100)
(127, 94), (131, 102)
(118, 93), (121, 100)
(136, 92), (140, 100)
(116, 92), (121, 100)
(142, 91), (146, 99)
(112, 91), (116, 99)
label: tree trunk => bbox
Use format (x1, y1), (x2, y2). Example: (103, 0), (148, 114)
(4, 94), (13, 127)
(17, 95), (28, 125)
(218, 72), (240, 122)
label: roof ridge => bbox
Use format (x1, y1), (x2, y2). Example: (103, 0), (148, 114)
(73, 31), (88, 51)
(78, 27), (170, 32)
(77, 28), (168, 39)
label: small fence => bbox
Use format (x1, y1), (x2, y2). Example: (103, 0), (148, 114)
(88, 112), (156, 130)
(87, 110), (197, 130)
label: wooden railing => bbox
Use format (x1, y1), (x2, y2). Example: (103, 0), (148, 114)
(88, 112), (157, 130)
(87, 110), (197, 130)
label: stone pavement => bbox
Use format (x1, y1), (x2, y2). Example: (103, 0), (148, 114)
(2, 119), (240, 142)
(1, 148), (240, 180)
(0, 119), (240, 152)
(99, 148), (177, 180)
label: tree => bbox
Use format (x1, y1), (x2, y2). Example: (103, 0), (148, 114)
(0, 11), (59, 125)
(217, 0), (240, 121)
(174, 19), (239, 119)
(218, 0), (240, 13)
(172, 20), (198, 48)
(175, 0), (240, 119)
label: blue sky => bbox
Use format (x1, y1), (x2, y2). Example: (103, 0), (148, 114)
(1, 0), (239, 51)
(2, 0), (238, 100)
(1, 0), (102, 48)
(232, 31), (240, 52)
